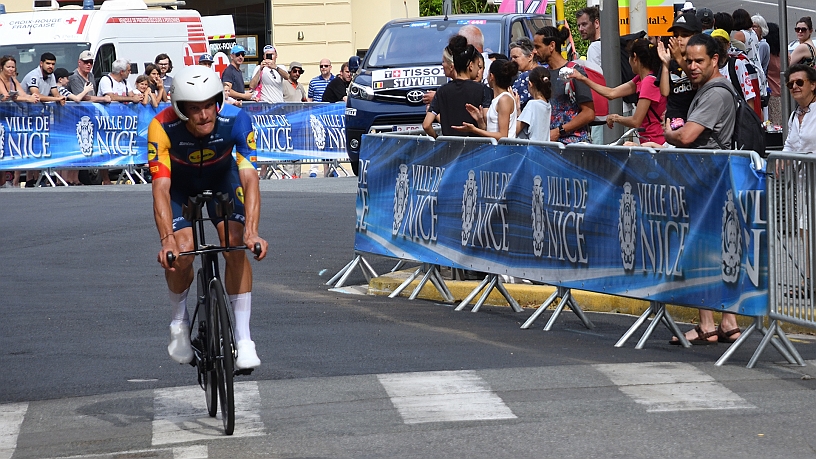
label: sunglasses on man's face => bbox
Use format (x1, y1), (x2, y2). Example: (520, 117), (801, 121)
(320, 64), (330, 68)
(234, 52), (245, 57)
(787, 79), (809, 89)
(291, 68), (302, 73)
(795, 27), (809, 33)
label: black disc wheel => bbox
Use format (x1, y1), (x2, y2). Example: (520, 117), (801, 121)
(210, 280), (235, 435)
(199, 271), (218, 418)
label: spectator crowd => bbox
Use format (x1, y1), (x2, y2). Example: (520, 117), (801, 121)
(1, 8), (815, 189)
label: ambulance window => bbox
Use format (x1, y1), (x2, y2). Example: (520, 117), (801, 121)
(93, 44), (116, 80)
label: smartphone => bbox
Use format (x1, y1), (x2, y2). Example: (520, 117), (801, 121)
(265, 54), (274, 60)
(8, 90), (17, 98)
(85, 80), (93, 87)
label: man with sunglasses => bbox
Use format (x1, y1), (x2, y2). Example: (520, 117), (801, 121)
(221, 45), (258, 103)
(67, 50), (111, 103)
(308, 58), (334, 102)
(283, 61), (307, 102)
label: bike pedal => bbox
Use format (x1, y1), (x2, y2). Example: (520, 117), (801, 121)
(234, 368), (254, 376)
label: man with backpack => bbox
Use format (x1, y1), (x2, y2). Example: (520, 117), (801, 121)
(664, 33), (742, 344)
(533, 26), (596, 143)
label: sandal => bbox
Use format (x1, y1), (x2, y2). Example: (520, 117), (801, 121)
(669, 325), (718, 345)
(717, 327), (741, 343)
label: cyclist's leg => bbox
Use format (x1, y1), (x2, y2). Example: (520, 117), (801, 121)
(166, 189), (196, 364)
(210, 168), (260, 369)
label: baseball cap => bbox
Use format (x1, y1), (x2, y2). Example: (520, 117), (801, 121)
(198, 53), (214, 64)
(710, 28), (730, 42)
(668, 12), (703, 34)
(231, 44), (246, 55)
(696, 7), (714, 24)
(54, 68), (73, 80)
(288, 61), (303, 71)
(263, 45), (276, 53)
(78, 50), (93, 61)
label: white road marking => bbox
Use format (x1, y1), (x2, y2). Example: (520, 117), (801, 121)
(38, 445), (207, 459)
(594, 362), (756, 412)
(378, 370), (516, 424)
(0, 402), (27, 459)
(152, 381), (264, 445)
(741, 0), (816, 13)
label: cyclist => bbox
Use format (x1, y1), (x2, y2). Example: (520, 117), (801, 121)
(149, 65), (269, 370)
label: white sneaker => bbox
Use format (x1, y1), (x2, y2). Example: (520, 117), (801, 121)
(168, 323), (193, 364)
(235, 340), (261, 369)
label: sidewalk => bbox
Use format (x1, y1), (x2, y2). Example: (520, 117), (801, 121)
(368, 268), (814, 335)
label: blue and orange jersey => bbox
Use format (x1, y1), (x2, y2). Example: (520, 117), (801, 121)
(148, 104), (257, 194)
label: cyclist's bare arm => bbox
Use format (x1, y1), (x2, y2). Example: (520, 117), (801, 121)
(152, 177), (180, 270)
(237, 167), (268, 260)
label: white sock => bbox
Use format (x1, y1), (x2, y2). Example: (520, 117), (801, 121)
(230, 292), (252, 343)
(169, 288), (190, 326)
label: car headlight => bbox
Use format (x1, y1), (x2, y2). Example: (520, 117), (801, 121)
(349, 81), (374, 101)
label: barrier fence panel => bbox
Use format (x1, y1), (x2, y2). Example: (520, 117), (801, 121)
(354, 133), (788, 364)
(0, 101), (347, 172)
(748, 152), (816, 367)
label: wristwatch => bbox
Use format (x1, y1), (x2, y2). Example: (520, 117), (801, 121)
(558, 126), (566, 136)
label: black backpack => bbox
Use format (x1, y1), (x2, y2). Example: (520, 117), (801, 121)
(706, 79), (766, 157)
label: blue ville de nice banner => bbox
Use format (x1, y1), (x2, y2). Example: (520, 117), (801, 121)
(0, 101), (347, 169)
(354, 135), (769, 316)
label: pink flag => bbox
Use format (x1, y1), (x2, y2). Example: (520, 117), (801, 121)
(498, 0), (549, 14)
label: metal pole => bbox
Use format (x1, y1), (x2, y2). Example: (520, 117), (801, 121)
(779, 0), (790, 140)
(600, 0), (623, 143)
(629, 0), (647, 38)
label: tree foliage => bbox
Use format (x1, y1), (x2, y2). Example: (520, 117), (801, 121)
(419, 0), (498, 16)
(418, 0), (590, 58)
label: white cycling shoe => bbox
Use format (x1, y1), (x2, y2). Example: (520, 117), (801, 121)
(235, 340), (261, 370)
(168, 323), (193, 364)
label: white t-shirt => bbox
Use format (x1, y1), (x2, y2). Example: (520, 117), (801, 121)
(718, 57), (757, 102)
(251, 65), (285, 103)
(517, 99), (552, 141)
(97, 74), (132, 97)
(784, 101), (816, 154)
(585, 40), (603, 75)
(486, 91), (517, 138)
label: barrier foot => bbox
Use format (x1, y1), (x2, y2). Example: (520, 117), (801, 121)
(742, 319), (805, 368)
(455, 275), (492, 311)
(37, 169), (64, 187)
(328, 159), (351, 177)
(470, 275), (498, 313)
(615, 302), (690, 348)
(520, 290), (560, 329)
(389, 266), (422, 298)
(429, 268), (455, 303)
(494, 277), (523, 313)
(390, 260), (408, 273)
(326, 254), (378, 288)
(543, 290), (595, 331)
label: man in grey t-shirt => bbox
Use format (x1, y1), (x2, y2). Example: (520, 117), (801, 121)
(664, 33), (742, 346)
(664, 34), (735, 149)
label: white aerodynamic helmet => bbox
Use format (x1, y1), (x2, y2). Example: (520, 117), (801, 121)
(170, 65), (225, 121)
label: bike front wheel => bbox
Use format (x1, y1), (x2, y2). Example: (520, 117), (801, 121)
(210, 279), (235, 435)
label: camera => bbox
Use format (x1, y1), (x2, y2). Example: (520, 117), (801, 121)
(265, 54), (274, 60)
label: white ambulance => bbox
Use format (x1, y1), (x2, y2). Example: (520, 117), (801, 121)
(0, 0), (209, 85)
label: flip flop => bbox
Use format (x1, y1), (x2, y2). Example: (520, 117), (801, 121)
(669, 325), (718, 345)
(717, 327), (741, 343)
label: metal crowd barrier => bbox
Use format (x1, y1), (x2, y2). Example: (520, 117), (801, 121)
(749, 152), (815, 367)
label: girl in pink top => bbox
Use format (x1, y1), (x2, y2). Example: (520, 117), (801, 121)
(567, 38), (667, 144)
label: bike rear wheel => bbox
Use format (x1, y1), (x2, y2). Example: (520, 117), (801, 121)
(210, 279), (235, 435)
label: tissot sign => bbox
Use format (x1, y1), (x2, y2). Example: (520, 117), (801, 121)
(499, 0), (548, 14)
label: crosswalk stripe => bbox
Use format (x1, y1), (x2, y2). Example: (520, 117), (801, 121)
(152, 381), (265, 445)
(36, 445), (207, 459)
(378, 370), (517, 424)
(0, 402), (27, 459)
(593, 362), (756, 412)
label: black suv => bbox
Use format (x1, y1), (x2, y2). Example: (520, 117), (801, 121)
(345, 13), (552, 174)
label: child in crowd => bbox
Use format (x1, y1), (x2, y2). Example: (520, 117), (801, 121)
(134, 74), (159, 107)
(454, 59), (519, 139)
(223, 82), (242, 107)
(55, 68), (93, 102)
(516, 66), (552, 141)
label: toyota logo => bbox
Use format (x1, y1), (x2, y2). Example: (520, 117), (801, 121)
(406, 90), (425, 104)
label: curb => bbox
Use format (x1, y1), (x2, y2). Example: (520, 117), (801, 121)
(368, 270), (814, 335)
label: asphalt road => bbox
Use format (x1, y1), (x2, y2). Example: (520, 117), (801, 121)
(2, 178), (816, 459)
